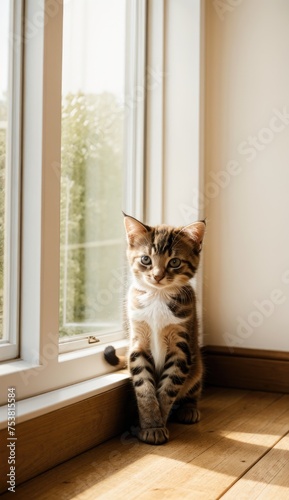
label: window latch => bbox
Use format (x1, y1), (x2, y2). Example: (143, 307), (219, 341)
(88, 336), (100, 344)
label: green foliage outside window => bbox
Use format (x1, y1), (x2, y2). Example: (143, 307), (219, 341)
(0, 92), (124, 340)
(59, 92), (124, 337)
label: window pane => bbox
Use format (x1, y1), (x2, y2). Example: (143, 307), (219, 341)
(0, 0), (11, 340)
(59, 0), (127, 339)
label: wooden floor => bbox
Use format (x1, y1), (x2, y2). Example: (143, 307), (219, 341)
(4, 387), (289, 499)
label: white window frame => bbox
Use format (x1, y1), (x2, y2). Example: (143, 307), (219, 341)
(0, 0), (23, 361)
(145, 0), (204, 227)
(124, 0), (146, 220)
(0, 0), (147, 405)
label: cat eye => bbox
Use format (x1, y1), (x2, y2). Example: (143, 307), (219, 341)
(140, 255), (152, 266)
(168, 258), (181, 269)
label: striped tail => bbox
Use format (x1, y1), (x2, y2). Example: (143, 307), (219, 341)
(104, 346), (126, 368)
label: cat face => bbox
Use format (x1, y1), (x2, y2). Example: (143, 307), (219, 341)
(124, 215), (206, 291)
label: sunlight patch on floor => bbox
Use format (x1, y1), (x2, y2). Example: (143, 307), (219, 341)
(219, 430), (280, 446)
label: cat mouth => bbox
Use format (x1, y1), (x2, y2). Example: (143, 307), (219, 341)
(145, 278), (164, 288)
(148, 279), (170, 288)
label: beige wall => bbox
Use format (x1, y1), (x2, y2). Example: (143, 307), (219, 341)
(203, 0), (289, 351)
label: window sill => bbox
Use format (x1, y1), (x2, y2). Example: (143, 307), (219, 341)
(0, 369), (130, 430)
(0, 339), (128, 406)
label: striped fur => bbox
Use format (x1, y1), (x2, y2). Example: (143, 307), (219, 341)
(104, 214), (206, 445)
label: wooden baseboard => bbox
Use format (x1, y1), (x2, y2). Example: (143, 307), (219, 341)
(203, 345), (289, 393)
(0, 382), (136, 494)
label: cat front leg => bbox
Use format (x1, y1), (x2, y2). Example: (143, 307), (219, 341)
(129, 348), (169, 445)
(156, 354), (187, 424)
(158, 354), (203, 425)
(156, 332), (200, 425)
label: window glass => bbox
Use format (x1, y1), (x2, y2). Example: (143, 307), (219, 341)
(0, 0), (11, 340)
(59, 0), (127, 339)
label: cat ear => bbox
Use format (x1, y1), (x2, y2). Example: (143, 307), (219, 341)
(181, 220), (206, 251)
(123, 213), (149, 244)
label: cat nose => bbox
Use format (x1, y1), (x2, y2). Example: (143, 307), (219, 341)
(153, 273), (164, 283)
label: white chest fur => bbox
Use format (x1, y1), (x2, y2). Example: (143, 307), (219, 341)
(128, 286), (182, 371)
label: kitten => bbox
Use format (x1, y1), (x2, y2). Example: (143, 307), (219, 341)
(104, 214), (205, 445)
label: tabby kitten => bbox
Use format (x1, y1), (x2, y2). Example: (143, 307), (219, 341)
(104, 214), (205, 445)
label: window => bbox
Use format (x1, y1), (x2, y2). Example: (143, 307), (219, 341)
(59, 0), (127, 344)
(0, 0), (22, 361)
(58, 0), (146, 353)
(0, 0), (146, 403)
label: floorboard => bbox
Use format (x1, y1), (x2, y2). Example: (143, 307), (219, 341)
(2, 388), (289, 500)
(221, 433), (289, 499)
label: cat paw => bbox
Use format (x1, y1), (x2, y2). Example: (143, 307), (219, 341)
(138, 426), (169, 445)
(176, 407), (201, 424)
